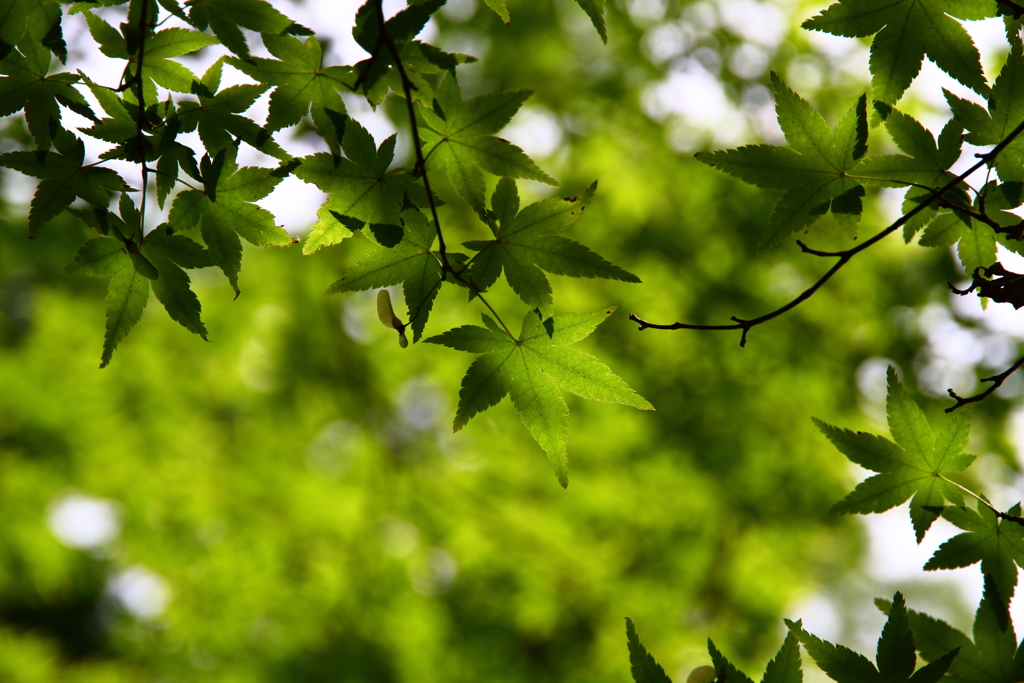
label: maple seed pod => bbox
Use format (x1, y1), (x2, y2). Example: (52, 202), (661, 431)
(686, 666), (716, 683)
(123, 241), (159, 280)
(376, 289), (408, 348)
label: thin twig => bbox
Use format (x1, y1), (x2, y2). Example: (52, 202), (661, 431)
(946, 356), (1024, 412)
(629, 117), (1024, 346)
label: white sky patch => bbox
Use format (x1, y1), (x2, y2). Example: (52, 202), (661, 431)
(440, 0), (478, 23)
(717, 0), (788, 49)
(861, 505), (1024, 642)
(48, 493), (120, 549)
(108, 566), (172, 620)
(502, 107), (564, 160)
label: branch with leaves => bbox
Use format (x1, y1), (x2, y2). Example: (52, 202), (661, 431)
(630, 21), (1024, 413)
(625, 367), (1024, 682)
(3, 0), (653, 487)
(621, 6), (1024, 682)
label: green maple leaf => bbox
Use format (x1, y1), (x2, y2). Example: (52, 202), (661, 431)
(574, 0), (607, 42)
(98, 250), (150, 369)
(947, 31), (1024, 183)
(77, 76), (202, 207)
(696, 74), (868, 250)
(802, 0), (993, 105)
(787, 593), (959, 683)
(816, 366), (976, 541)
(0, 130), (125, 235)
(427, 307), (653, 487)
(0, 0), (36, 47)
(857, 103), (963, 189)
(464, 178), (640, 316)
(295, 117), (426, 254)
(66, 196), (213, 367)
(625, 619), (672, 683)
(924, 504), (1024, 604)
(77, 73), (136, 145)
(83, 13), (218, 94)
(227, 34), (351, 152)
(184, 0), (304, 58)
(324, 209), (452, 343)
(168, 145), (296, 294)
(418, 75), (555, 212)
(706, 630), (803, 683)
(880, 575), (1024, 682)
(177, 58), (287, 160)
(1, 0), (63, 60)
(0, 37), (95, 147)
(481, 0), (510, 23)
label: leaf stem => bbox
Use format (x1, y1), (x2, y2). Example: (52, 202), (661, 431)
(628, 117), (1024, 347)
(940, 476), (1024, 527)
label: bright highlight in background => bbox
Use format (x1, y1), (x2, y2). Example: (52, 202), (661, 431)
(48, 493), (120, 549)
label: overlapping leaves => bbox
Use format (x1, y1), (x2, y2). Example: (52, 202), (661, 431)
(947, 29), (1024, 184)
(324, 208), (451, 344)
(350, 0), (470, 105)
(427, 307), (652, 487)
(803, 0), (993, 105)
(464, 178), (640, 315)
(294, 117), (427, 254)
(910, 180), (1003, 276)
(168, 144), (295, 294)
(176, 59), (288, 160)
(226, 34), (351, 152)
(2, 0), (652, 474)
(787, 593), (958, 683)
(0, 129), (124, 235)
(66, 195), (213, 367)
(82, 12), (219, 95)
(880, 576), (1024, 682)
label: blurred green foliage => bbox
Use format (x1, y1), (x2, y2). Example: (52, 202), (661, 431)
(0, 0), (1004, 681)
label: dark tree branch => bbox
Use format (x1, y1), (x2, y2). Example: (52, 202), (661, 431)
(371, 0), (514, 339)
(131, 0), (151, 242)
(629, 117), (1024, 346)
(946, 356), (1024, 413)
